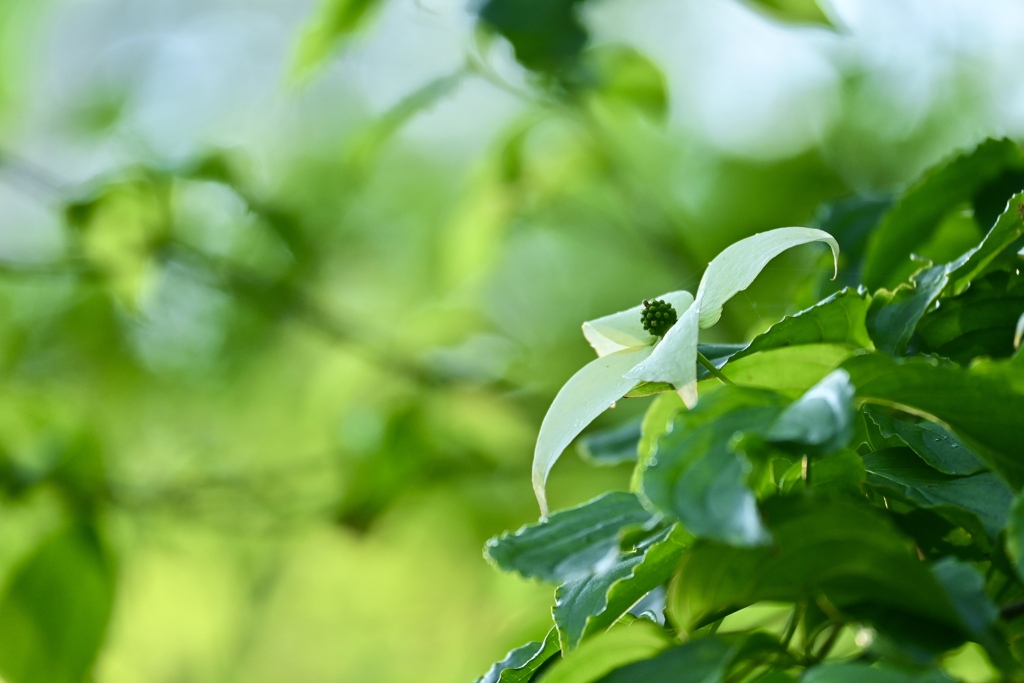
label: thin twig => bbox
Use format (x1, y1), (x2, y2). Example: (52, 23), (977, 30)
(697, 351), (734, 385)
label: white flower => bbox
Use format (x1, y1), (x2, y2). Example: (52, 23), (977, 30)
(533, 227), (839, 514)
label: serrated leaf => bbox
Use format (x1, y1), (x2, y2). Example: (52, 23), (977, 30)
(485, 492), (658, 583)
(0, 526), (116, 683)
(537, 619), (673, 683)
(768, 369), (855, 455)
(641, 387), (789, 546)
(666, 497), (960, 632)
(730, 288), (873, 363)
(476, 628), (560, 683)
(843, 353), (1024, 488)
(862, 138), (1024, 290)
(554, 525), (690, 651)
(863, 447), (1012, 541)
(863, 406), (985, 476)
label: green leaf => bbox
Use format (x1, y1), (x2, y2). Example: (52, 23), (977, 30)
(862, 406), (986, 476)
(802, 662), (956, 683)
(537, 619), (673, 683)
(484, 492), (659, 583)
(0, 526), (116, 683)
(868, 190), (1024, 355)
(806, 448), (865, 496)
(595, 635), (736, 682)
(863, 447), (1012, 541)
(1005, 491), (1024, 583)
(929, 558), (1011, 669)
(555, 525), (690, 651)
(582, 45), (668, 121)
(730, 287), (873, 363)
(292, 0), (385, 79)
(666, 497), (959, 631)
(768, 369), (855, 455)
(477, 628), (560, 683)
(641, 387), (789, 546)
(843, 353), (1024, 488)
(578, 418), (642, 466)
(477, 0), (588, 74)
(743, 0), (835, 26)
(721, 343), (854, 397)
(861, 138), (1024, 290)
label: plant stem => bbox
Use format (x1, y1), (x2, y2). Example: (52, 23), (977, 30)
(697, 351), (734, 386)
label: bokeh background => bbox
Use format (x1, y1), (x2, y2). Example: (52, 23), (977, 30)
(0, 0), (1023, 681)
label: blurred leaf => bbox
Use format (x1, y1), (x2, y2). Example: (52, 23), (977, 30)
(767, 369), (854, 455)
(743, 0), (835, 26)
(292, 0), (385, 79)
(812, 196), (894, 289)
(861, 138), (1024, 290)
(863, 447), (1012, 541)
(807, 448), (864, 496)
(595, 635), (736, 682)
(582, 45), (668, 121)
(802, 662), (955, 683)
(0, 526), (116, 683)
(843, 353), (1024, 488)
(863, 406), (985, 476)
(641, 387), (788, 546)
(578, 418), (642, 466)
(484, 492), (658, 583)
(537, 619), (673, 683)
(666, 497), (959, 632)
(477, 0), (588, 75)
(929, 558), (1011, 669)
(1006, 492), (1024, 583)
(477, 628), (560, 683)
(730, 288), (873, 364)
(555, 525), (690, 651)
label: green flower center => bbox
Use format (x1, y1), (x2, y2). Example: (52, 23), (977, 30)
(641, 299), (678, 337)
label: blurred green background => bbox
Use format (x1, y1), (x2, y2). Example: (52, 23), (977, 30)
(0, 0), (1022, 681)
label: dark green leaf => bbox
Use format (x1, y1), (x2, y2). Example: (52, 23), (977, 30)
(0, 526), (116, 683)
(555, 525), (690, 651)
(802, 662), (955, 683)
(1005, 491), (1024, 582)
(539, 619), (674, 683)
(578, 418), (642, 466)
(292, 0), (385, 79)
(477, 628), (560, 683)
(929, 557), (1011, 669)
(861, 138), (1024, 290)
(768, 369), (855, 455)
(731, 288), (873, 363)
(807, 448), (865, 496)
(863, 448), (1012, 541)
(666, 497), (960, 631)
(478, 0), (588, 74)
(843, 353), (1024, 488)
(812, 195), (894, 290)
(863, 406), (985, 475)
(595, 635), (735, 683)
(484, 492), (658, 583)
(641, 387), (789, 546)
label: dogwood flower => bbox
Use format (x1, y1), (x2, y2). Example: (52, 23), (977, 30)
(533, 227), (839, 514)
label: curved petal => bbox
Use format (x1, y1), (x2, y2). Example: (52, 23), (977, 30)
(695, 228), (839, 328)
(625, 302), (701, 408)
(533, 345), (656, 515)
(582, 290), (694, 357)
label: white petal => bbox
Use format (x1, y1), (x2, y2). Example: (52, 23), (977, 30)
(533, 345), (656, 515)
(694, 228), (839, 328)
(625, 303), (701, 409)
(582, 290), (694, 357)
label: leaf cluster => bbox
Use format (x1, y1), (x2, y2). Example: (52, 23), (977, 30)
(478, 137), (1024, 682)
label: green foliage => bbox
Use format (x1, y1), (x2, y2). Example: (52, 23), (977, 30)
(480, 138), (1024, 682)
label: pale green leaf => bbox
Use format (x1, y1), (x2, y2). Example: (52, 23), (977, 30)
(537, 619), (673, 683)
